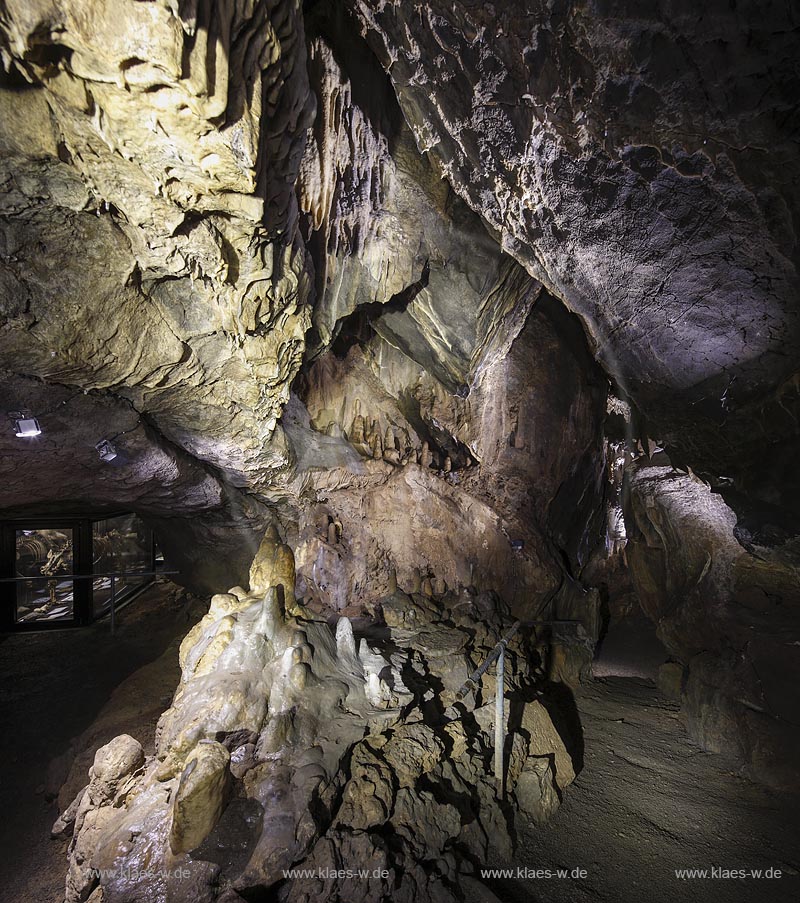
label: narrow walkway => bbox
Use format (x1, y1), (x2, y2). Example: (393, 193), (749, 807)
(488, 677), (800, 903)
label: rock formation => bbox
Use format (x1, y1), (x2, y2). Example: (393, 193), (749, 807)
(59, 533), (577, 902)
(625, 466), (800, 790)
(0, 0), (315, 494)
(347, 0), (800, 489)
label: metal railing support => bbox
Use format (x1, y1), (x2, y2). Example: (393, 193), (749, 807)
(0, 570), (179, 582)
(494, 643), (505, 791)
(449, 617), (585, 796)
(454, 620), (521, 703)
(110, 575), (116, 636)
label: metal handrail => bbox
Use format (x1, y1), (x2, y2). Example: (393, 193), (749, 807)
(452, 618), (583, 703)
(0, 570), (179, 582)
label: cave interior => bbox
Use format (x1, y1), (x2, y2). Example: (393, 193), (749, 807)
(0, 1), (798, 902)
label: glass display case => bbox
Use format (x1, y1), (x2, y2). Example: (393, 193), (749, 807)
(1, 512), (156, 630)
(92, 514), (154, 617)
(14, 528), (75, 623)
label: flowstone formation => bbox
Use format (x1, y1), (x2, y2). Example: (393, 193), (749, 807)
(283, 291), (607, 690)
(58, 531), (576, 903)
(0, 0), (314, 554)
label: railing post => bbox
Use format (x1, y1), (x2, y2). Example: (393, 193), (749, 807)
(110, 576), (116, 635)
(495, 644), (505, 794)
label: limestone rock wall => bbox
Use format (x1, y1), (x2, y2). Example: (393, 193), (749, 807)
(287, 291), (607, 678)
(0, 0), (796, 803)
(297, 15), (531, 393)
(346, 0), (800, 486)
(625, 465), (800, 789)
(0, 0), (314, 495)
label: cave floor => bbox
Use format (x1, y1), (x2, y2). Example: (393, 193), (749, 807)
(487, 676), (800, 903)
(3, 600), (800, 903)
(0, 581), (199, 903)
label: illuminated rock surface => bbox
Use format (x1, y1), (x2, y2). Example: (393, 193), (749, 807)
(61, 535), (576, 903)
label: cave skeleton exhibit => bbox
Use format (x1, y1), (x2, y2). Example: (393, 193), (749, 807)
(3, 514), (157, 626)
(0, 1), (798, 902)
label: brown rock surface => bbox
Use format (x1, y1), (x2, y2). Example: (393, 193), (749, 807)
(0, 5), (797, 896)
(57, 535), (577, 902)
(347, 0), (800, 486)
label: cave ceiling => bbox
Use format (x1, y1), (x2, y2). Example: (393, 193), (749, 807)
(347, 0), (800, 478)
(0, 0), (798, 581)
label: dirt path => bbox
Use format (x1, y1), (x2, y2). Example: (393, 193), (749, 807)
(487, 677), (800, 903)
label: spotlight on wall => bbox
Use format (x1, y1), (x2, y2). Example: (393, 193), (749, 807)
(95, 439), (118, 462)
(14, 417), (42, 438)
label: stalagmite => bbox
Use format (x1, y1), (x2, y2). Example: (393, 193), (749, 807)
(335, 615), (358, 659)
(350, 413), (366, 445)
(420, 442), (432, 468)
